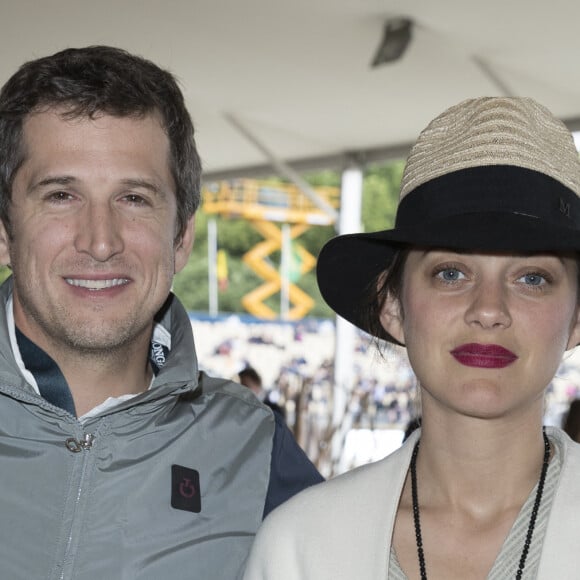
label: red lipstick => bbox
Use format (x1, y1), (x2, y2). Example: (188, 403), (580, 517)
(450, 343), (518, 369)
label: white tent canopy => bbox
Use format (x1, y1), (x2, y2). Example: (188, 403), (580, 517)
(2, 0), (580, 181)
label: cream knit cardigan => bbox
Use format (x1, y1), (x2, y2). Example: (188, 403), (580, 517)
(243, 427), (580, 580)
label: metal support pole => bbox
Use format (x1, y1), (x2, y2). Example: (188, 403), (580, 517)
(208, 218), (218, 317)
(332, 165), (363, 464)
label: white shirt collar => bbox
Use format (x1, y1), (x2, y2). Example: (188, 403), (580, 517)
(6, 292), (171, 423)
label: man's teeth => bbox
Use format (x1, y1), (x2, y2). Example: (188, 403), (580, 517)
(65, 278), (128, 290)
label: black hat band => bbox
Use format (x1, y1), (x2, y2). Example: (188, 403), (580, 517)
(396, 166), (580, 230)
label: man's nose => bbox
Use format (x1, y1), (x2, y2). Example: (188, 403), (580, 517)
(73, 202), (124, 261)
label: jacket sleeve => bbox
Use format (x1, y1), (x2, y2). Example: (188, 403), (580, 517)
(262, 410), (324, 518)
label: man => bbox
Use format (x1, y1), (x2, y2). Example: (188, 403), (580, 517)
(0, 46), (322, 580)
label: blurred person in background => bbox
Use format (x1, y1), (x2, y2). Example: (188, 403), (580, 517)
(239, 365), (286, 419)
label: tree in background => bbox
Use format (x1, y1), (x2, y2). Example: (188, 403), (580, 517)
(173, 159), (404, 315)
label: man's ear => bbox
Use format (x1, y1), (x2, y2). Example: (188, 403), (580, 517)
(0, 221), (12, 268)
(174, 214), (195, 274)
(379, 290), (405, 345)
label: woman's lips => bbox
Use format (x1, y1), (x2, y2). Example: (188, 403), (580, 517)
(450, 343), (518, 369)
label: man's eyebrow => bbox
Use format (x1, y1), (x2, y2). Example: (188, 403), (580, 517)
(120, 178), (167, 198)
(29, 176), (168, 198)
(30, 175), (76, 191)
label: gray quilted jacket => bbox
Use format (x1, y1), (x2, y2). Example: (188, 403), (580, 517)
(0, 279), (278, 580)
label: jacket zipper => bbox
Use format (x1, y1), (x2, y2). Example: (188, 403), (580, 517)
(59, 433), (95, 580)
(65, 433), (95, 453)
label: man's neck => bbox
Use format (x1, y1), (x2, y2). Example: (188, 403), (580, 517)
(61, 351), (154, 417)
(15, 325), (154, 417)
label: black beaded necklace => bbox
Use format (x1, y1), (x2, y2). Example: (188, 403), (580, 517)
(409, 428), (550, 580)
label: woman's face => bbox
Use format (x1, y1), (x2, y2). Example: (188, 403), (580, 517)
(380, 250), (580, 420)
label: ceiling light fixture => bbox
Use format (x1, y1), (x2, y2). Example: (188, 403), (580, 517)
(371, 18), (413, 68)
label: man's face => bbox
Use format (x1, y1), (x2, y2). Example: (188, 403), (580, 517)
(0, 109), (194, 358)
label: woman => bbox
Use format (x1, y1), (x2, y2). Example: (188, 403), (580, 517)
(243, 97), (580, 579)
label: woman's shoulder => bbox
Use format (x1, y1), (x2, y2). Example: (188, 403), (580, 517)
(262, 434), (417, 530)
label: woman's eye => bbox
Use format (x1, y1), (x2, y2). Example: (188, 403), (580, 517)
(436, 268), (464, 282)
(519, 273), (546, 286)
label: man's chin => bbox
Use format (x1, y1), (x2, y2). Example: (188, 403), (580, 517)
(48, 321), (150, 357)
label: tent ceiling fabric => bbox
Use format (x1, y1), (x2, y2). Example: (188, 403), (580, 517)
(2, 0), (580, 180)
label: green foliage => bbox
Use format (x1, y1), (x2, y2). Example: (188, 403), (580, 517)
(362, 160), (404, 232)
(173, 159), (403, 317)
(290, 225), (335, 257)
(295, 272), (334, 318)
(172, 251), (210, 311)
(174, 232), (264, 313)
(217, 218), (262, 256)
(214, 256), (262, 312)
(302, 169), (341, 188)
(0, 267), (11, 285)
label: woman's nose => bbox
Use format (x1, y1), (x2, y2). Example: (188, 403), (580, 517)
(464, 280), (512, 330)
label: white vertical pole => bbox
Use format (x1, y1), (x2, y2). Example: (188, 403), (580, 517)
(332, 165), (363, 462)
(280, 223), (291, 320)
(208, 218), (218, 317)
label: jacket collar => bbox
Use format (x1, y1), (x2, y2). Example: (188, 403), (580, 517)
(0, 277), (200, 414)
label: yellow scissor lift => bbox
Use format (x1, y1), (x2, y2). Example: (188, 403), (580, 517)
(203, 179), (340, 320)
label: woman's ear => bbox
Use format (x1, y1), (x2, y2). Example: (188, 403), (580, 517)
(379, 290), (405, 345)
(566, 304), (580, 350)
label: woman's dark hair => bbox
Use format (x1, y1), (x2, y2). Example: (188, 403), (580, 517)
(360, 246), (410, 346)
(0, 45), (201, 241)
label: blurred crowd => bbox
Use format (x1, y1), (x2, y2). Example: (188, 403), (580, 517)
(191, 314), (580, 473)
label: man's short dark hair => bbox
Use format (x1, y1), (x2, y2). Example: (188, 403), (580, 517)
(0, 45), (202, 240)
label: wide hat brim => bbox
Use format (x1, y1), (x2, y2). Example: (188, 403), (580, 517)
(317, 210), (580, 343)
(319, 98), (580, 343)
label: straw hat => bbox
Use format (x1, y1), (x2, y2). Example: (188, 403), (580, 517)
(316, 97), (580, 341)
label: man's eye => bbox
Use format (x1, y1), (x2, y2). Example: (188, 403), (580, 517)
(124, 194), (148, 205)
(48, 191), (73, 202)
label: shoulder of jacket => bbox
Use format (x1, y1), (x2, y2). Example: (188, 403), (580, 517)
(197, 370), (271, 411)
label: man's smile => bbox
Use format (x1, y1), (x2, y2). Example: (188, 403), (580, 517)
(64, 277), (130, 290)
